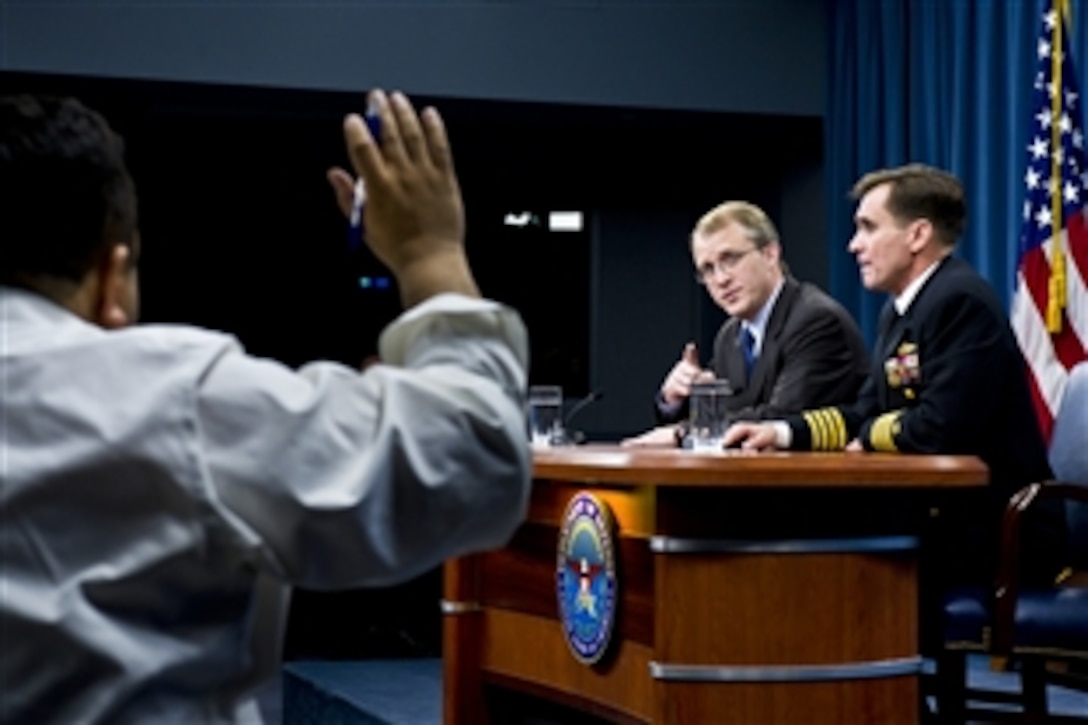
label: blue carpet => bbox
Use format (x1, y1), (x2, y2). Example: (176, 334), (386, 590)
(941, 655), (1087, 719)
(281, 659), (441, 725)
(266, 655), (1087, 724)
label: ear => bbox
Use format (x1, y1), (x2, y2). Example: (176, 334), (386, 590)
(906, 219), (933, 254)
(765, 239), (783, 264)
(95, 243), (138, 329)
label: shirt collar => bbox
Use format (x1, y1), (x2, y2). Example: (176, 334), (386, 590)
(742, 278), (785, 355)
(893, 259), (943, 316)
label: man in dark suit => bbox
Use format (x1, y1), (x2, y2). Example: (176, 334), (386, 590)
(725, 164), (1066, 587)
(648, 201), (868, 440)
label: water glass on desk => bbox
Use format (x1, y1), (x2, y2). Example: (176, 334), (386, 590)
(528, 385), (563, 448)
(689, 380), (731, 451)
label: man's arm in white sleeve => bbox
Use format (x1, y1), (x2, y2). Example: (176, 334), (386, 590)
(194, 293), (531, 590)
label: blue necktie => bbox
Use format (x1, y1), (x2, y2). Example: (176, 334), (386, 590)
(741, 326), (757, 377)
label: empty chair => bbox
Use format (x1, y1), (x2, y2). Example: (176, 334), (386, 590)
(935, 362), (1088, 720)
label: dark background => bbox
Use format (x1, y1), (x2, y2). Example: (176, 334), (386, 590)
(0, 69), (821, 658)
(1, 72), (595, 391)
(1, 0), (830, 446)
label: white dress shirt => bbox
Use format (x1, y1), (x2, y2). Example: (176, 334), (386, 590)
(0, 286), (531, 723)
(740, 278), (785, 359)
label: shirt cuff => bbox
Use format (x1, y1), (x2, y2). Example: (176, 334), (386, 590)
(772, 421), (792, 448)
(379, 293), (527, 369)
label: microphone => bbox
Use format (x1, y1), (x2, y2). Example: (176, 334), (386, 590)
(560, 390), (604, 445)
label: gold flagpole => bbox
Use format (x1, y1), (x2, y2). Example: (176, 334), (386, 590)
(1049, 0), (1070, 333)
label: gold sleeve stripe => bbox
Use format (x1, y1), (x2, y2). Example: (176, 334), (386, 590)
(804, 410), (825, 449)
(803, 408), (847, 450)
(830, 408), (847, 449)
(814, 410), (831, 450)
(869, 411), (903, 452)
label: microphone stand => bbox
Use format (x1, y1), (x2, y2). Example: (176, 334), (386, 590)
(559, 390), (604, 445)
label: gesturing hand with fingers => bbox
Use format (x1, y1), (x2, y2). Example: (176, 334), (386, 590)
(661, 342), (709, 406)
(329, 89), (478, 307)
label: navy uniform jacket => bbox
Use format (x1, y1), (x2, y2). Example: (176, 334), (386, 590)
(787, 256), (1066, 582)
(656, 277), (869, 426)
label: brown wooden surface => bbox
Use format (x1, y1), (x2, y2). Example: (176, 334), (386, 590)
(533, 445), (989, 488)
(654, 551), (919, 722)
(527, 480), (657, 536)
(442, 557), (485, 725)
(444, 447), (989, 724)
(480, 608), (654, 723)
(654, 553), (917, 665)
(654, 680), (918, 724)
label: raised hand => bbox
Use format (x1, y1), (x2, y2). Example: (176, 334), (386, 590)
(328, 89), (478, 307)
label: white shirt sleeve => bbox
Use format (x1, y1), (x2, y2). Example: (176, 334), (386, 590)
(772, 420), (792, 448)
(194, 294), (532, 589)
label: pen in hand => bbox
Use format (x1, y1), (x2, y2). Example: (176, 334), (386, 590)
(348, 176), (366, 250)
(347, 109), (382, 251)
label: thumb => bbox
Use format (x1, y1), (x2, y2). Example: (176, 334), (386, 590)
(682, 342), (700, 366)
(326, 167), (357, 219)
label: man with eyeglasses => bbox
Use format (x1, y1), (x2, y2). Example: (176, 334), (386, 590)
(640, 200), (868, 444)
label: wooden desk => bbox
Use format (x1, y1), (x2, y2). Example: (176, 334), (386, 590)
(442, 446), (988, 724)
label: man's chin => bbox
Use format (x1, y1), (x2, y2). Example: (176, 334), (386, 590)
(859, 279), (885, 293)
(718, 297), (740, 315)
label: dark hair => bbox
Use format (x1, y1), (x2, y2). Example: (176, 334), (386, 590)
(0, 95), (138, 284)
(851, 163), (967, 246)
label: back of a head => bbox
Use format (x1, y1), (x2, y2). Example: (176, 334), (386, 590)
(0, 95), (138, 288)
(850, 164), (967, 246)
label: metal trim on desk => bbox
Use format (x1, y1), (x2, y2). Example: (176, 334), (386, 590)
(649, 535), (919, 554)
(649, 656), (923, 682)
(439, 599), (482, 615)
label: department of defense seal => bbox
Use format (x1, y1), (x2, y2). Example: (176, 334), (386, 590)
(556, 492), (618, 665)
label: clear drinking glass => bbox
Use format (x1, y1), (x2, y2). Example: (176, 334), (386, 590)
(528, 385), (563, 448)
(689, 380), (731, 451)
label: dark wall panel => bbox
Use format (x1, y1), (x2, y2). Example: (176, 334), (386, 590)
(2, 0), (825, 117)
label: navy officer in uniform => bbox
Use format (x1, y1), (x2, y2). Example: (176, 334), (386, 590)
(725, 164), (1067, 591)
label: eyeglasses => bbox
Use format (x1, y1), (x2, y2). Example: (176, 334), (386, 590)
(694, 246), (759, 284)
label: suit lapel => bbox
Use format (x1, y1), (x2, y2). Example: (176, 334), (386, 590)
(744, 279), (799, 395)
(879, 257), (951, 364)
(873, 302), (902, 408)
(877, 301), (905, 362)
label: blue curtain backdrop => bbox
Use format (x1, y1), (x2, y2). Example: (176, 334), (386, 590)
(826, 0), (1088, 342)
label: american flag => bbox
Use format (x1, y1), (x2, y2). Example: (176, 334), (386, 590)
(1011, 0), (1088, 442)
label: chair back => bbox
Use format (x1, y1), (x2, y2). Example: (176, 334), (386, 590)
(1049, 361), (1088, 569)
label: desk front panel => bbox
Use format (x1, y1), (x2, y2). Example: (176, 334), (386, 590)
(443, 448), (987, 724)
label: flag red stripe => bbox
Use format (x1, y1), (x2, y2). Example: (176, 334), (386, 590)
(1020, 244), (1054, 316)
(1013, 3), (1088, 444)
(1052, 319), (1086, 368)
(1025, 365), (1055, 443)
(1067, 213), (1088, 272)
